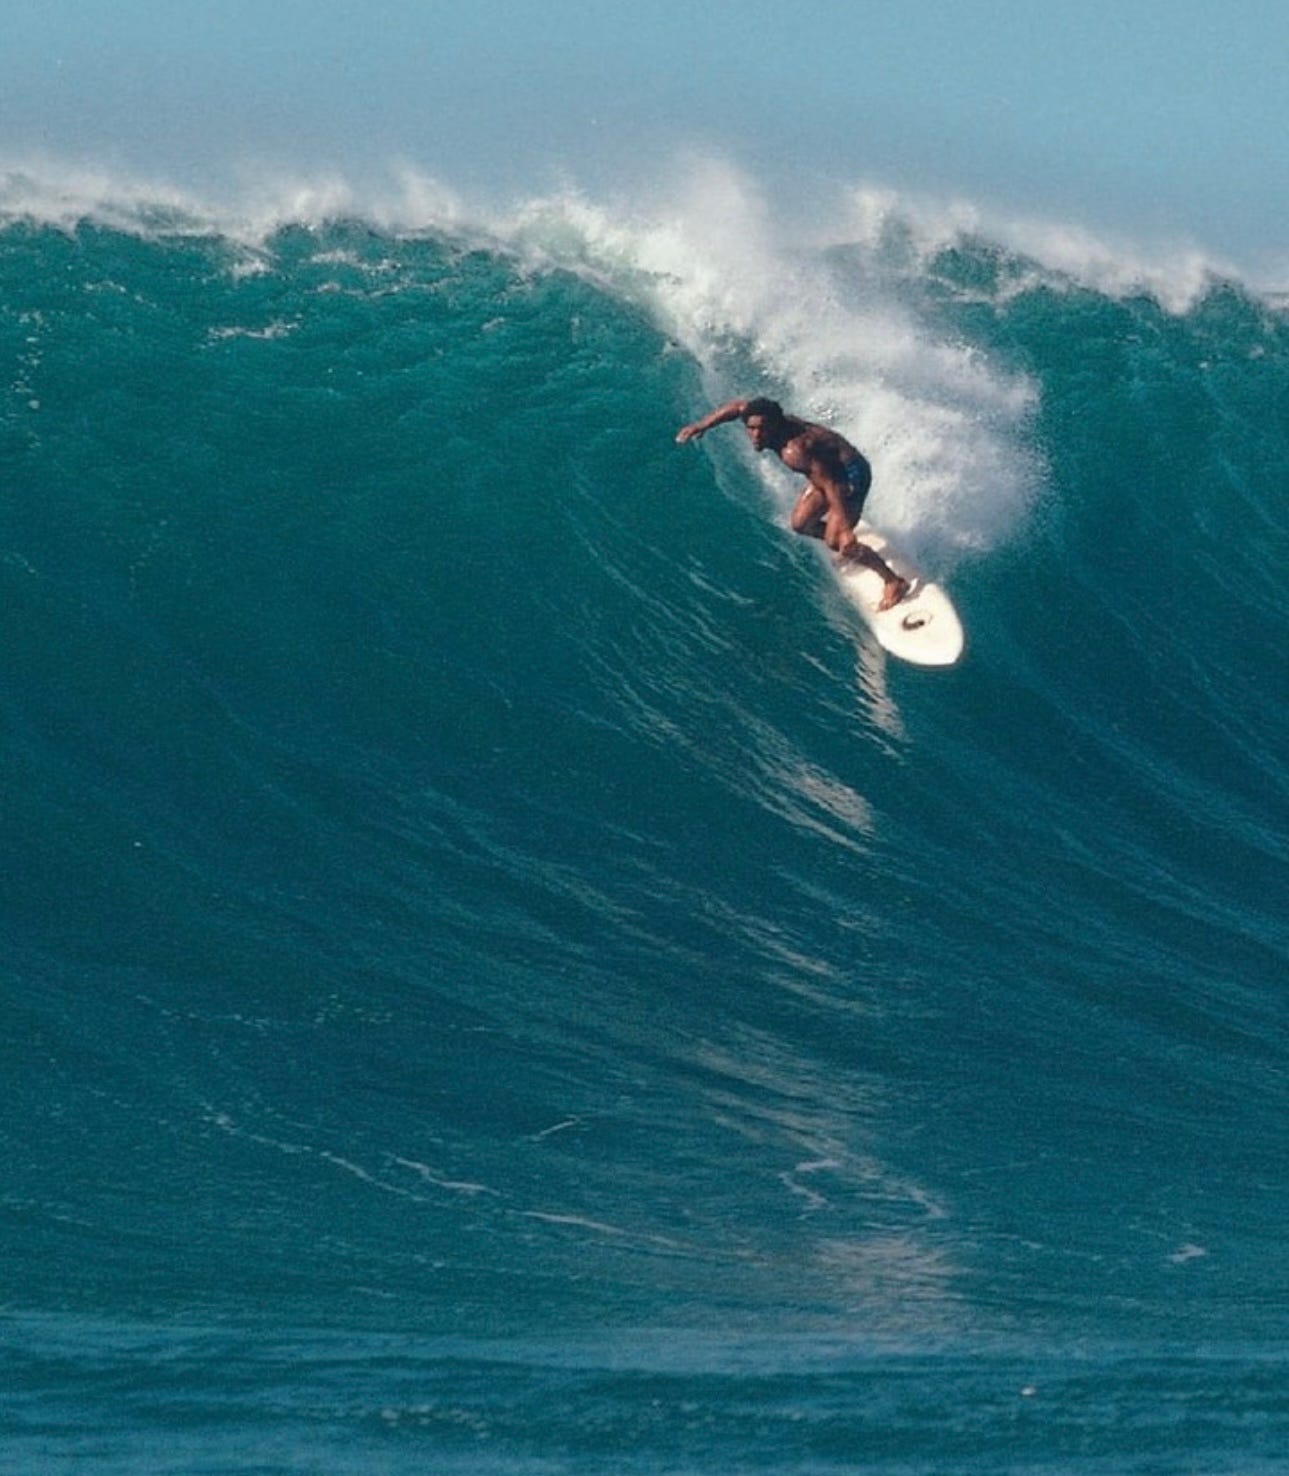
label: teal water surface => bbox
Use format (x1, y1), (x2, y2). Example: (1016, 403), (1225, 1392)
(2, 197), (1287, 1472)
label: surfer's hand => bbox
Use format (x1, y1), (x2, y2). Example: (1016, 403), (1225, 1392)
(675, 422), (704, 444)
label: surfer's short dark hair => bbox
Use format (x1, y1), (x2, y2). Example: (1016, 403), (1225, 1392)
(742, 397), (784, 423)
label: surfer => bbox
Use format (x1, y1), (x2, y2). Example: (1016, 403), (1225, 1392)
(676, 397), (909, 609)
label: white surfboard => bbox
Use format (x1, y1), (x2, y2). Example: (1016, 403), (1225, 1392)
(832, 520), (964, 667)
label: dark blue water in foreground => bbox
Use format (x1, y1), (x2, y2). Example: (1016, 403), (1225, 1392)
(2, 181), (1287, 1472)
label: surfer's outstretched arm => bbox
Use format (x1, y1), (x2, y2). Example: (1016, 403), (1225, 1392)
(675, 399), (749, 443)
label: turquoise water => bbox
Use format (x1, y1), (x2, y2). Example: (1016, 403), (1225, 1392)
(2, 177), (1287, 1472)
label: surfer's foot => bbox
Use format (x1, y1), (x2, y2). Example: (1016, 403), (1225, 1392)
(876, 576), (910, 612)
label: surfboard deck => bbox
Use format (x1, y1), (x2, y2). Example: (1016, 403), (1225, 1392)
(832, 520), (965, 667)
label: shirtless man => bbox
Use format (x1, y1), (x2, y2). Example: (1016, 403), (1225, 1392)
(676, 396), (909, 610)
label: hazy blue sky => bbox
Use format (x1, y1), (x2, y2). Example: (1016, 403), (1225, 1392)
(3, 0), (1285, 258)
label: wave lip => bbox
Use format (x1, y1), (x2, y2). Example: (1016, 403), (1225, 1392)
(839, 183), (1261, 313)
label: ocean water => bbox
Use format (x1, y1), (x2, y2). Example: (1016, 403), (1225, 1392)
(2, 164), (1287, 1473)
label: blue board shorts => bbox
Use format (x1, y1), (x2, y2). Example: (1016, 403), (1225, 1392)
(842, 457), (873, 515)
(800, 456), (872, 536)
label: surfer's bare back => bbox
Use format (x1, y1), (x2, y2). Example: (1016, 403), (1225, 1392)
(676, 397), (909, 610)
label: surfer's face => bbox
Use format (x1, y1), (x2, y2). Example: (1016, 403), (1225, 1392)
(744, 414), (774, 451)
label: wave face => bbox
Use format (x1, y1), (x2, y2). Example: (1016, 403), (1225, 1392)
(3, 167), (1288, 1473)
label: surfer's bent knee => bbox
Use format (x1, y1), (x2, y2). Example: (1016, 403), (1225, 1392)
(789, 484), (823, 536)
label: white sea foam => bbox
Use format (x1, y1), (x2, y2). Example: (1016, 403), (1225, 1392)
(489, 158), (1042, 558)
(0, 157), (204, 235)
(0, 155), (466, 247)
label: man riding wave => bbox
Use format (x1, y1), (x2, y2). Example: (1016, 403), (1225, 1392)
(675, 397), (909, 610)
